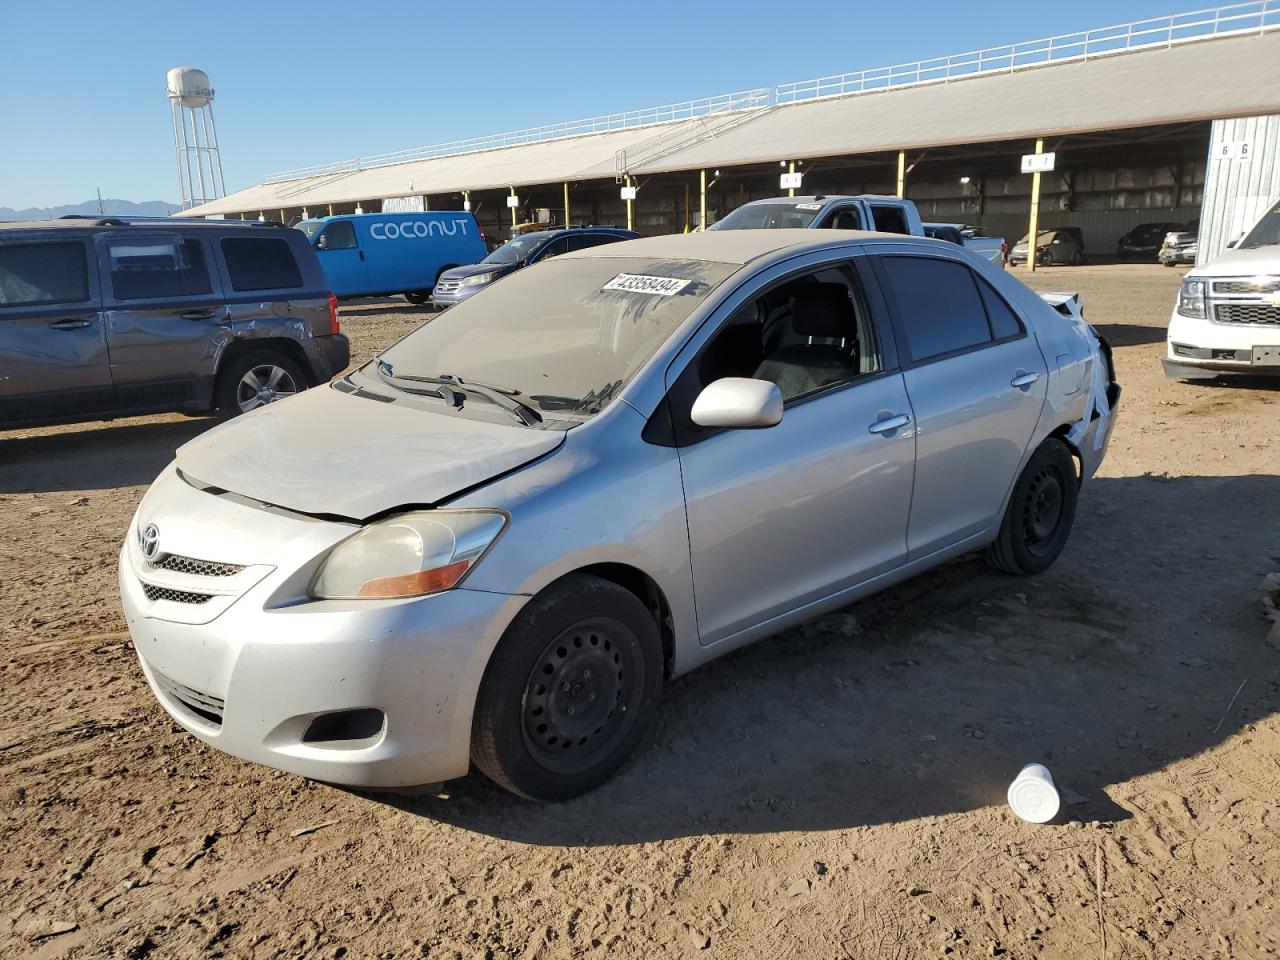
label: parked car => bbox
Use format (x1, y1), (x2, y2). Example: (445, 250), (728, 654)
(296, 212), (487, 305)
(432, 227), (638, 307)
(0, 217), (348, 428)
(120, 229), (1118, 800)
(1163, 200), (1280, 379)
(1117, 221), (1185, 261)
(1009, 227), (1086, 266)
(710, 195), (925, 236)
(923, 222), (1008, 267)
(1159, 221), (1199, 266)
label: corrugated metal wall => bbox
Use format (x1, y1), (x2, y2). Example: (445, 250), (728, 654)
(1199, 114), (1280, 264)
(967, 208), (1201, 256)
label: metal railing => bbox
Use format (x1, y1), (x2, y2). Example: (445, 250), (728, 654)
(773, 0), (1278, 103)
(264, 1), (1278, 185)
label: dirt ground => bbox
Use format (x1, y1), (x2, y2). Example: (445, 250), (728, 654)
(2, 263), (1278, 960)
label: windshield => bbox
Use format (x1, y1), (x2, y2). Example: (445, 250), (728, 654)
(369, 255), (739, 422)
(483, 234), (550, 265)
(712, 201), (823, 230)
(296, 220), (322, 241)
(1239, 199), (1280, 248)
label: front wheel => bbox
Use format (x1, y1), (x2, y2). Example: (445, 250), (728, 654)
(985, 438), (1079, 575)
(470, 574), (663, 801)
(404, 291), (431, 306)
(214, 350), (306, 420)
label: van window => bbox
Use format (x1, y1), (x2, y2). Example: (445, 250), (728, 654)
(318, 221), (357, 251)
(220, 237), (303, 292)
(108, 237), (212, 300)
(870, 205), (910, 235)
(0, 242), (90, 307)
(879, 256), (991, 363)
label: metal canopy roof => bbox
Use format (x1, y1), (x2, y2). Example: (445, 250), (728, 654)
(179, 29), (1280, 218)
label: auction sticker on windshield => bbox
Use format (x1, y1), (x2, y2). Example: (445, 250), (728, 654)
(603, 273), (692, 296)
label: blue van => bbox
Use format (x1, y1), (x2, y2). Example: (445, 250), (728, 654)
(296, 212), (486, 304)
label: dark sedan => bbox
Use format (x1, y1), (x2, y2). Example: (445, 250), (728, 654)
(1117, 222), (1185, 261)
(432, 227), (639, 307)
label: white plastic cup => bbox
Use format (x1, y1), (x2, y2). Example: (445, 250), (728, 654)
(1007, 763), (1061, 824)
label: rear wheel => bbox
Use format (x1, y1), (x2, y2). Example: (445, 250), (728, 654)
(214, 349), (306, 420)
(985, 438), (1078, 575)
(471, 574), (663, 801)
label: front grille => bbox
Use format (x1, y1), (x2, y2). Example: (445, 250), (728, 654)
(1214, 278), (1280, 295)
(154, 671), (225, 726)
(434, 280), (463, 295)
(150, 553), (244, 577)
(1215, 303), (1280, 325)
(143, 584), (213, 605)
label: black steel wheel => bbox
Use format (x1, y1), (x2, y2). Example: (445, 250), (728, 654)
(985, 438), (1079, 575)
(404, 291), (431, 306)
(471, 574), (663, 801)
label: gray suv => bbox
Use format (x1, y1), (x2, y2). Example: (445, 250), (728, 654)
(0, 217), (349, 428)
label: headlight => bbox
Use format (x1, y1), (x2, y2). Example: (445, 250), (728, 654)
(459, 272), (496, 289)
(1177, 278), (1207, 319)
(310, 510), (506, 600)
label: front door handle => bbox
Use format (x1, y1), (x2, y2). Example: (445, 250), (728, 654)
(180, 309), (218, 320)
(48, 318), (92, 330)
(868, 413), (911, 434)
(1011, 371), (1041, 388)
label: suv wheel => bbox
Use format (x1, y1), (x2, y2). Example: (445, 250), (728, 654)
(216, 350), (306, 419)
(404, 291), (431, 306)
(470, 574), (663, 801)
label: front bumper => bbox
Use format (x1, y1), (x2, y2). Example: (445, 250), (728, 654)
(119, 467), (526, 788)
(1159, 248), (1196, 265)
(1164, 308), (1280, 378)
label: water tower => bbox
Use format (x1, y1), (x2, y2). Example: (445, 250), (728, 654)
(167, 67), (227, 209)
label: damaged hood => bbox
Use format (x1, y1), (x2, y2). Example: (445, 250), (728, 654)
(176, 385), (564, 519)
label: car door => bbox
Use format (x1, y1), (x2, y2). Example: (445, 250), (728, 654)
(98, 231), (226, 409)
(870, 250), (1048, 559)
(0, 235), (112, 422)
(531, 236), (573, 262)
(664, 251), (914, 646)
(313, 220), (367, 295)
(815, 204), (866, 230)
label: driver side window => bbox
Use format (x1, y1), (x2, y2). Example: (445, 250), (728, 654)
(660, 263), (883, 445)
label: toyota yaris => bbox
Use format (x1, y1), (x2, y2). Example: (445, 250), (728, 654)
(120, 230), (1118, 801)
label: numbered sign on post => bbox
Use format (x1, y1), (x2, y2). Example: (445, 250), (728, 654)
(1020, 152), (1056, 174)
(780, 172), (803, 190)
(620, 186), (637, 201)
(506, 195), (520, 208)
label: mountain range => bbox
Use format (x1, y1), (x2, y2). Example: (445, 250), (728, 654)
(0, 199), (180, 221)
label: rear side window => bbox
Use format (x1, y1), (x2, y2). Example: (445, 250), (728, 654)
(568, 233), (619, 251)
(870, 205), (910, 235)
(0, 242), (90, 307)
(108, 237), (212, 300)
(977, 279), (1025, 340)
(879, 256), (990, 362)
(318, 221), (357, 250)
(220, 237), (303, 291)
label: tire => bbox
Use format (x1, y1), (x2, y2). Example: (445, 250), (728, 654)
(404, 291), (431, 306)
(470, 574), (663, 801)
(985, 438), (1079, 576)
(1070, 250), (1085, 266)
(214, 349), (307, 420)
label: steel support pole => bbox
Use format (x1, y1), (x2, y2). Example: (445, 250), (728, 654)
(788, 160), (796, 198)
(699, 169), (706, 231)
(510, 187), (517, 228)
(626, 175), (633, 232)
(563, 182), (570, 228)
(1027, 138), (1044, 273)
(896, 150), (906, 198)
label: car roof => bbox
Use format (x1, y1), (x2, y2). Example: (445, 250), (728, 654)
(742, 194), (901, 207)
(559, 228), (931, 266)
(0, 217), (284, 233)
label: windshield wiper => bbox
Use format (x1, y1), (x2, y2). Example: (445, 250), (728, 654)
(531, 379), (624, 415)
(377, 362), (541, 425)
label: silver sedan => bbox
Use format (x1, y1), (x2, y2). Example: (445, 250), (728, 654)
(119, 230), (1119, 801)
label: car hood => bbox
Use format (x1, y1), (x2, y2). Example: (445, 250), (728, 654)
(1192, 244), (1280, 275)
(440, 261), (512, 281)
(174, 385), (564, 520)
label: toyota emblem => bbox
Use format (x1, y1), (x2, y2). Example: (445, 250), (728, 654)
(139, 523), (161, 561)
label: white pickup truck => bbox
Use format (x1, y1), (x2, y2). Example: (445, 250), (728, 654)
(1163, 197), (1280, 380)
(923, 222), (1009, 268)
(711, 195), (925, 235)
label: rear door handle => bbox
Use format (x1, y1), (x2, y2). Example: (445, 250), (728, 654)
(180, 309), (218, 320)
(868, 413), (911, 434)
(1011, 371), (1041, 388)
(48, 318), (92, 330)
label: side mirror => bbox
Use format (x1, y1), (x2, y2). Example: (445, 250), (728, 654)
(1052, 238), (1062, 245)
(691, 377), (783, 429)
(316, 236), (328, 251)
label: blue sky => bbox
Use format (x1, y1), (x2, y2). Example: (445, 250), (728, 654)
(1, 0), (1186, 207)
